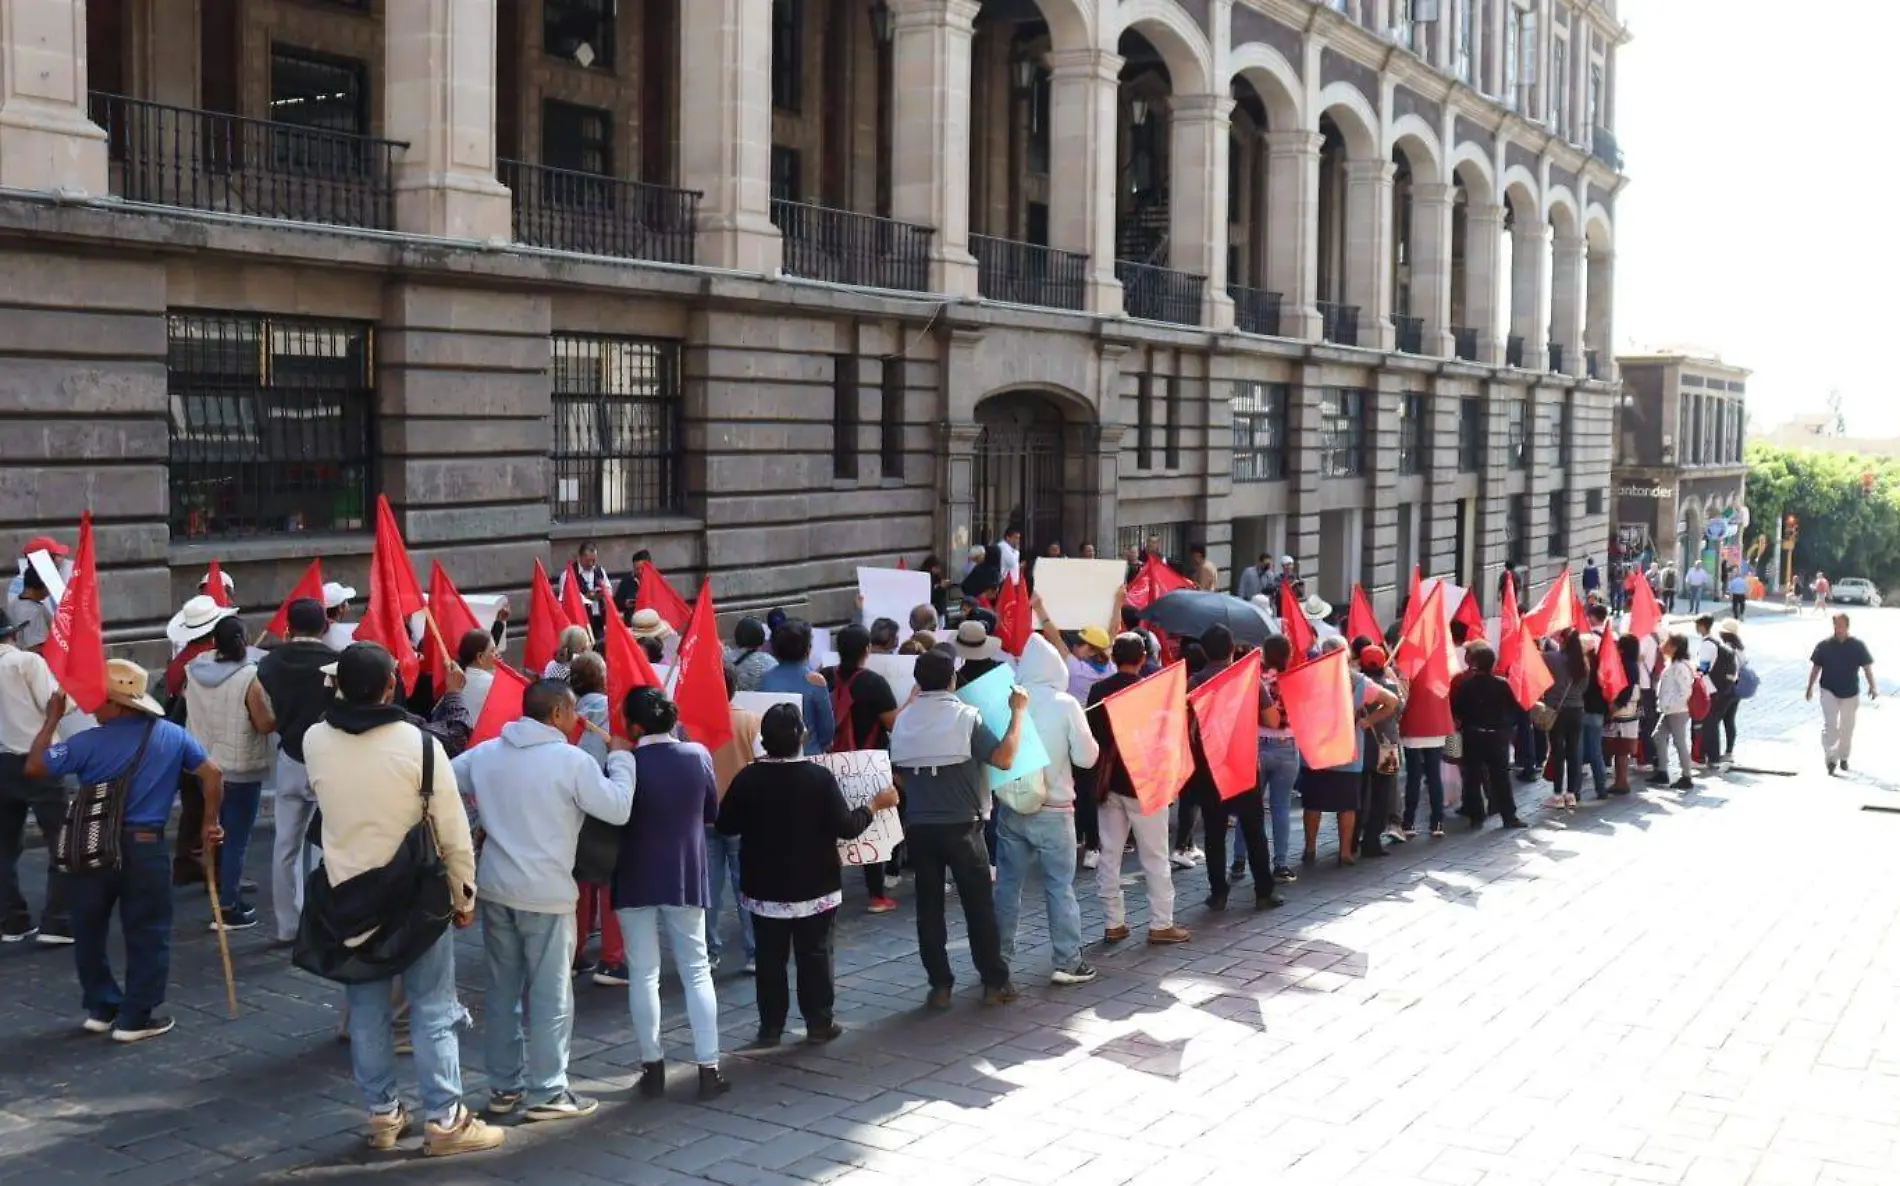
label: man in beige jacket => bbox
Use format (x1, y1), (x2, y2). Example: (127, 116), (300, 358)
(303, 643), (497, 1157)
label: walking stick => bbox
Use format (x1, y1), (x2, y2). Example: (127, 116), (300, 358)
(203, 841), (239, 1018)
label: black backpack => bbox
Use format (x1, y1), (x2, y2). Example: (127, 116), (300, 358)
(1706, 638), (1737, 695)
(292, 726), (455, 984)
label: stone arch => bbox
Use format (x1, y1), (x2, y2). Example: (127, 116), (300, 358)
(1315, 81), (1380, 159)
(974, 381), (1097, 424)
(1450, 141), (1498, 207)
(972, 387), (1095, 553)
(1387, 115), (1444, 185)
(1109, 0), (1214, 95)
(1545, 185), (1582, 237)
(1585, 202), (1614, 250)
(1022, 0), (1096, 54)
(1228, 41), (1303, 130)
(1500, 166), (1539, 222)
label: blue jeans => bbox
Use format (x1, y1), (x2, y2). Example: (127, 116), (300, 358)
(1402, 746), (1446, 828)
(216, 780), (263, 912)
(1259, 738), (1299, 870)
(617, 905), (721, 1066)
(703, 829), (753, 965)
(1580, 713), (1608, 796)
(67, 828), (172, 1023)
(345, 927), (469, 1124)
(480, 903), (577, 1103)
(991, 805), (1083, 973)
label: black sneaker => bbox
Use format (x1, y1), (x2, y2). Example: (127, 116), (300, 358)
(591, 962), (629, 987)
(1203, 891), (1229, 912)
(111, 1015), (176, 1044)
(1254, 892), (1286, 910)
(1671, 777), (1694, 790)
(486, 1090), (524, 1116)
(697, 1065), (730, 1100)
(638, 1061), (666, 1098)
(1271, 866), (1297, 885)
(1050, 964), (1098, 986)
(1228, 861), (1247, 882)
(210, 904), (258, 932)
(572, 957), (595, 977)
(745, 1029), (783, 1050)
(1840, 759), (1850, 772)
(524, 1092), (598, 1122)
(804, 1022), (845, 1044)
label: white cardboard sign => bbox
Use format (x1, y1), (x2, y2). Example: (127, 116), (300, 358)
(1031, 558), (1126, 632)
(812, 750), (904, 867)
(857, 567), (930, 641)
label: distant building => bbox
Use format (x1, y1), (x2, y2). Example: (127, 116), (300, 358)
(1753, 413), (1900, 458)
(1613, 352), (1750, 574)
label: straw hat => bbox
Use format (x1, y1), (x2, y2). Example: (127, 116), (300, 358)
(954, 620), (1001, 661)
(629, 608), (672, 640)
(104, 658), (165, 717)
(1300, 594), (1333, 619)
(166, 594), (237, 649)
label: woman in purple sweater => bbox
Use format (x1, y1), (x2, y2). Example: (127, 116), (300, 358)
(611, 687), (727, 1100)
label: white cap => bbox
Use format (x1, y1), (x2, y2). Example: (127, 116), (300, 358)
(1280, 554), (1295, 566)
(321, 581), (357, 609)
(199, 569), (234, 592)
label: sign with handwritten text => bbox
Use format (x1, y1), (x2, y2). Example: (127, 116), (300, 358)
(812, 750), (904, 867)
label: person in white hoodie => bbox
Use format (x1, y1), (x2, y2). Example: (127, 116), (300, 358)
(451, 677), (635, 1122)
(990, 635), (1101, 986)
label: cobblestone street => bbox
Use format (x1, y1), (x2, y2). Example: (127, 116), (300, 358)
(3, 606), (1898, 1186)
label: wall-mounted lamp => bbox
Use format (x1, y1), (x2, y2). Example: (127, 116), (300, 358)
(871, 1), (893, 45)
(1129, 96), (1151, 126)
(1013, 57), (1037, 92)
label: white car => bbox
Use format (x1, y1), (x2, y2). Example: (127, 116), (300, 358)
(1832, 578), (1883, 608)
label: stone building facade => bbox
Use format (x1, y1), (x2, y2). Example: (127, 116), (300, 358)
(0, 0), (1627, 652)
(1613, 351), (1749, 576)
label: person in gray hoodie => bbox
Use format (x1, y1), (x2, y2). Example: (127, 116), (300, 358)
(451, 677), (635, 1122)
(990, 635), (1100, 986)
(182, 616), (274, 931)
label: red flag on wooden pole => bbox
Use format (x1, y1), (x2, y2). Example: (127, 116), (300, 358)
(1187, 650), (1263, 799)
(349, 498), (424, 689)
(1399, 583), (1452, 698)
(673, 580), (733, 751)
(1100, 661), (1194, 815)
(1596, 624), (1630, 706)
(204, 558), (230, 607)
(524, 559), (567, 676)
(1347, 583), (1382, 645)
(1278, 646), (1357, 769)
(44, 512), (108, 713)
(264, 559), (325, 639)
(603, 600), (663, 739)
(1278, 579), (1316, 659)
(1452, 584), (1486, 638)
(1506, 626), (1555, 709)
(469, 661), (529, 747)
(559, 563), (592, 632)
(426, 561), (482, 686)
(1393, 566), (1424, 671)
(1524, 564), (1577, 639)
(1498, 569), (1524, 676)
(634, 560), (693, 633)
(1626, 571), (1663, 641)
(995, 571), (1032, 657)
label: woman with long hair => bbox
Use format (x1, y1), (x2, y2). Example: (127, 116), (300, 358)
(1604, 633), (1643, 794)
(1257, 635), (1301, 884)
(1354, 646), (1405, 858)
(1649, 633), (1697, 790)
(1540, 629), (1590, 809)
(1714, 618), (1746, 762)
(183, 615), (272, 929)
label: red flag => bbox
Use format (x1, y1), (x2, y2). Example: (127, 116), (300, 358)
(369, 496), (425, 616)
(1627, 570), (1663, 641)
(1399, 584), (1452, 699)
(470, 661), (529, 746)
(1452, 584), (1486, 637)
(1506, 625), (1555, 709)
(1279, 646), (1357, 768)
(896, 556), (909, 570)
(351, 499), (424, 689)
(264, 559), (325, 639)
(426, 561), (482, 685)
(559, 563), (592, 631)
(1347, 584), (1382, 645)
(673, 580), (733, 751)
(603, 600), (663, 739)
(1393, 567), (1424, 673)
(634, 560), (693, 633)
(995, 571), (1032, 658)
(1100, 661), (1194, 815)
(1524, 565), (1577, 639)
(1188, 651), (1263, 799)
(524, 559), (567, 676)
(1278, 579), (1316, 660)
(44, 512), (108, 713)
(1596, 624), (1630, 706)
(1124, 555), (1193, 611)
(1498, 569), (1524, 676)
(205, 558), (230, 607)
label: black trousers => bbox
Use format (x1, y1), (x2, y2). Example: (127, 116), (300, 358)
(751, 909), (836, 1033)
(1731, 594), (1747, 620)
(907, 821), (1009, 990)
(1547, 706), (1585, 797)
(1461, 729), (1522, 824)
(1074, 768), (1101, 851)
(1202, 786), (1272, 898)
(1356, 764), (1397, 855)
(0, 754), (68, 935)
(1173, 792), (1199, 852)
(1639, 687), (1659, 766)
(1719, 693), (1740, 758)
(1702, 692), (1735, 762)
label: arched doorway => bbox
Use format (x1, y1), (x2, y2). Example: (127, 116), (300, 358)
(972, 391), (1069, 551)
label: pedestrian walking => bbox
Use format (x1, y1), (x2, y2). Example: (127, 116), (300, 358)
(1683, 564), (1709, 615)
(1727, 570), (1750, 620)
(0, 608), (75, 944)
(1812, 572), (1831, 616)
(716, 704), (898, 1046)
(181, 616), (273, 931)
(453, 677), (635, 1122)
(1661, 565), (1678, 614)
(1649, 634), (1696, 790)
(1807, 612), (1876, 775)
(1540, 631), (1589, 809)
(256, 598), (340, 945)
(1715, 619), (1748, 762)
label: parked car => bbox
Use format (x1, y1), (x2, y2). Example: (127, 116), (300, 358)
(1832, 578), (1883, 607)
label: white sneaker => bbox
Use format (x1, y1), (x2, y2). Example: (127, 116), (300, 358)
(1081, 849), (1099, 870)
(1541, 795), (1569, 810)
(1169, 851), (1196, 870)
(1563, 793), (1579, 808)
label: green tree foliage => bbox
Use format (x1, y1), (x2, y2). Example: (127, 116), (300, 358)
(1747, 443), (1900, 589)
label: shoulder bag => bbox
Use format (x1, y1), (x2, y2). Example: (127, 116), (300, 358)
(54, 719), (157, 874)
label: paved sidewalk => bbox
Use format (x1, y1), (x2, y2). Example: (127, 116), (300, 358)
(2, 610), (1898, 1186)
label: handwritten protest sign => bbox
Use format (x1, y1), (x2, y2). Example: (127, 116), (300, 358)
(955, 664), (1049, 790)
(812, 750), (904, 867)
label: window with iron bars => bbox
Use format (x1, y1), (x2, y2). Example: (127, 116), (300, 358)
(1318, 388), (1367, 477)
(1507, 401), (1529, 469)
(544, 0), (616, 71)
(1116, 522), (1188, 565)
(1398, 391), (1428, 475)
(549, 334), (685, 521)
(1231, 381), (1288, 482)
(1458, 396), (1483, 471)
(166, 311), (375, 540)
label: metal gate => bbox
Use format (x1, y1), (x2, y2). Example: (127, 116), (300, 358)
(972, 404), (1065, 550)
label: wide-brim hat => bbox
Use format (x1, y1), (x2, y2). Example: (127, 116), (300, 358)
(1301, 594), (1333, 619)
(954, 620), (1001, 661)
(105, 658), (165, 716)
(629, 608), (672, 640)
(166, 595), (238, 649)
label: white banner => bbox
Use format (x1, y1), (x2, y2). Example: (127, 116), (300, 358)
(857, 567), (930, 640)
(1031, 558), (1125, 631)
(812, 750), (904, 867)
(865, 652), (917, 707)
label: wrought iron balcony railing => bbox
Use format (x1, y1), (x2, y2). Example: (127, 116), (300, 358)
(1228, 284), (1284, 337)
(970, 235), (1087, 311)
(771, 200), (934, 292)
(501, 160), (699, 264)
(1318, 300), (1360, 347)
(1115, 260), (1204, 326)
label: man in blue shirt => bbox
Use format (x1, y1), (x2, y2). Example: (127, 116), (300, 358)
(755, 619), (835, 754)
(27, 659), (223, 1044)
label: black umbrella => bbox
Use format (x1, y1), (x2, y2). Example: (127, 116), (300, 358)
(1140, 590), (1278, 646)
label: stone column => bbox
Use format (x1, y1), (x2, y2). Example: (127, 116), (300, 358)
(0, 0), (107, 195)
(1463, 202), (1504, 364)
(1265, 130), (1322, 340)
(1168, 93), (1235, 330)
(384, 0), (513, 241)
(680, 0), (782, 273)
(1343, 159), (1395, 351)
(1585, 246), (1615, 382)
(889, 0), (979, 297)
(1411, 181), (1456, 357)
(1550, 231), (1585, 376)
(1047, 48), (1123, 314)
(1089, 425), (1126, 555)
(1488, 0), (1507, 98)
(1509, 218), (1549, 371)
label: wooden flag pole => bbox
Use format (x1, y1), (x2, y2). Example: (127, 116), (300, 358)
(420, 605), (454, 670)
(203, 844), (239, 1018)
